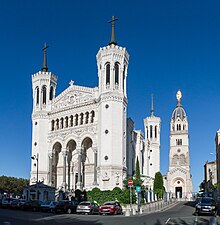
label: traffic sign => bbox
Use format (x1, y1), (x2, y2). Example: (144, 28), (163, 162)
(128, 180), (133, 186)
(136, 186), (141, 193)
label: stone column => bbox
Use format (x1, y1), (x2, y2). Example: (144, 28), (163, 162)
(147, 191), (151, 203)
(48, 152), (53, 186)
(76, 147), (82, 190)
(62, 150), (67, 191)
(92, 147), (98, 185)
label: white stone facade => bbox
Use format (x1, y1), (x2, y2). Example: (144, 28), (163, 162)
(30, 42), (129, 192)
(164, 90), (193, 199)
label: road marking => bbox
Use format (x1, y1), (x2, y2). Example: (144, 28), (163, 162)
(165, 218), (170, 224)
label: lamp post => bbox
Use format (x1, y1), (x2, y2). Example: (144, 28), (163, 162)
(31, 153), (39, 183)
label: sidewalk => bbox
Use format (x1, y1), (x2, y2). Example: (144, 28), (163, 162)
(123, 199), (179, 216)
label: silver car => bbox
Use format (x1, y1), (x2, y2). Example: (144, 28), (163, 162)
(76, 201), (99, 215)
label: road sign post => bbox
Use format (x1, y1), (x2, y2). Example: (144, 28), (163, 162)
(128, 180), (133, 213)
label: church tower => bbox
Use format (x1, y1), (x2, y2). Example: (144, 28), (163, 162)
(143, 95), (161, 181)
(164, 90), (193, 199)
(96, 16), (129, 190)
(30, 44), (58, 184)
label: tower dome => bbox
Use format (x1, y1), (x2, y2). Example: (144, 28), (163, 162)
(171, 90), (187, 120)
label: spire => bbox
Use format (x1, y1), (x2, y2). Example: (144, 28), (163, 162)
(108, 16), (118, 45)
(150, 94), (154, 116)
(41, 43), (49, 72)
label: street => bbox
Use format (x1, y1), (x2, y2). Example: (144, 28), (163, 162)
(0, 202), (219, 225)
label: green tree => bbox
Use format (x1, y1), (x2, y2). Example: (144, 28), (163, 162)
(153, 172), (164, 199)
(0, 176), (29, 196)
(135, 157), (140, 179)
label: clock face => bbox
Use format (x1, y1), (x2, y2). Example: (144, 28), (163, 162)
(177, 149), (181, 153)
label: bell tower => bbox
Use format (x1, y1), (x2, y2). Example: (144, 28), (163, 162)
(30, 44), (58, 184)
(165, 90), (193, 199)
(143, 95), (161, 181)
(96, 17), (129, 190)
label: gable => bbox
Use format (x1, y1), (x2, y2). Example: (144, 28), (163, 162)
(52, 85), (97, 111)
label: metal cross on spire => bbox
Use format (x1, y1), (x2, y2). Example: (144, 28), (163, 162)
(108, 16), (118, 45)
(41, 43), (49, 72)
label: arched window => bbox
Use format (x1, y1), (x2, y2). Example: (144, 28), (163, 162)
(150, 125), (153, 139)
(51, 120), (55, 131)
(90, 111), (95, 123)
(42, 86), (47, 104)
(70, 115), (73, 127)
(172, 154), (178, 164)
(146, 126), (148, 139)
(85, 112), (89, 124)
(49, 86), (53, 100)
(75, 114), (78, 126)
(60, 118), (64, 129)
(36, 87), (39, 105)
(123, 65), (125, 91)
(155, 126), (157, 138)
(180, 154), (185, 165)
(65, 116), (68, 128)
(115, 63), (119, 85)
(80, 113), (83, 125)
(106, 63), (110, 85)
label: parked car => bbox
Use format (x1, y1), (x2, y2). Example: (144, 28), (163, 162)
(2, 197), (16, 208)
(76, 201), (99, 215)
(12, 199), (27, 209)
(99, 201), (123, 215)
(21, 200), (43, 212)
(40, 201), (57, 212)
(195, 197), (217, 216)
(54, 200), (78, 214)
(10, 199), (21, 209)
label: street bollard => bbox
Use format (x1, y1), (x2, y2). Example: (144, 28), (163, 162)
(125, 208), (131, 216)
(132, 208), (136, 215)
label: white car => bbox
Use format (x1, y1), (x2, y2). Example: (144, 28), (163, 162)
(76, 201), (99, 215)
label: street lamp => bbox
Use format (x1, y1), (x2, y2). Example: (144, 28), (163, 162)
(31, 153), (39, 183)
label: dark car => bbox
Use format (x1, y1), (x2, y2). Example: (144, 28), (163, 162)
(99, 201), (123, 215)
(195, 197), (217, 216)
(54, 200), (78, 214)
(40, 201), (57, 212)
(21, 200), (43, 212)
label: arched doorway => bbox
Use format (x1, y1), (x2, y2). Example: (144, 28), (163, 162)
(81, 137), (93, 188)
(66, 140), (77, 191)
(52, 142), (62, 188)
(175, 187), (182, 198)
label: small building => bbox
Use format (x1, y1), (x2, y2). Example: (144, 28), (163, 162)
(23, 182), (55, 201)
(204, 160), (217, 192)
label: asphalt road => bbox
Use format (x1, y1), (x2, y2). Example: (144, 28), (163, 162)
(0, 202), (219, 225)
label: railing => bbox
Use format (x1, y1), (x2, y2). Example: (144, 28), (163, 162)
(123, 198), (177, 216)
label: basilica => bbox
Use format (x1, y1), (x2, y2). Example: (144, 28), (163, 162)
(30, 18), (192, 198)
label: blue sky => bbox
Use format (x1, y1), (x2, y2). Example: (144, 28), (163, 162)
(0, 0), (220, 192)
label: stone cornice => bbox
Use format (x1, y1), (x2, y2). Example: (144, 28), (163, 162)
(49, 101), (99, 117)
(48, 124), (97, 142)
(32, 112), (49, 119)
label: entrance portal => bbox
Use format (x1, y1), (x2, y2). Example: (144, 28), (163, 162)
(175, 187), (182, 198)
